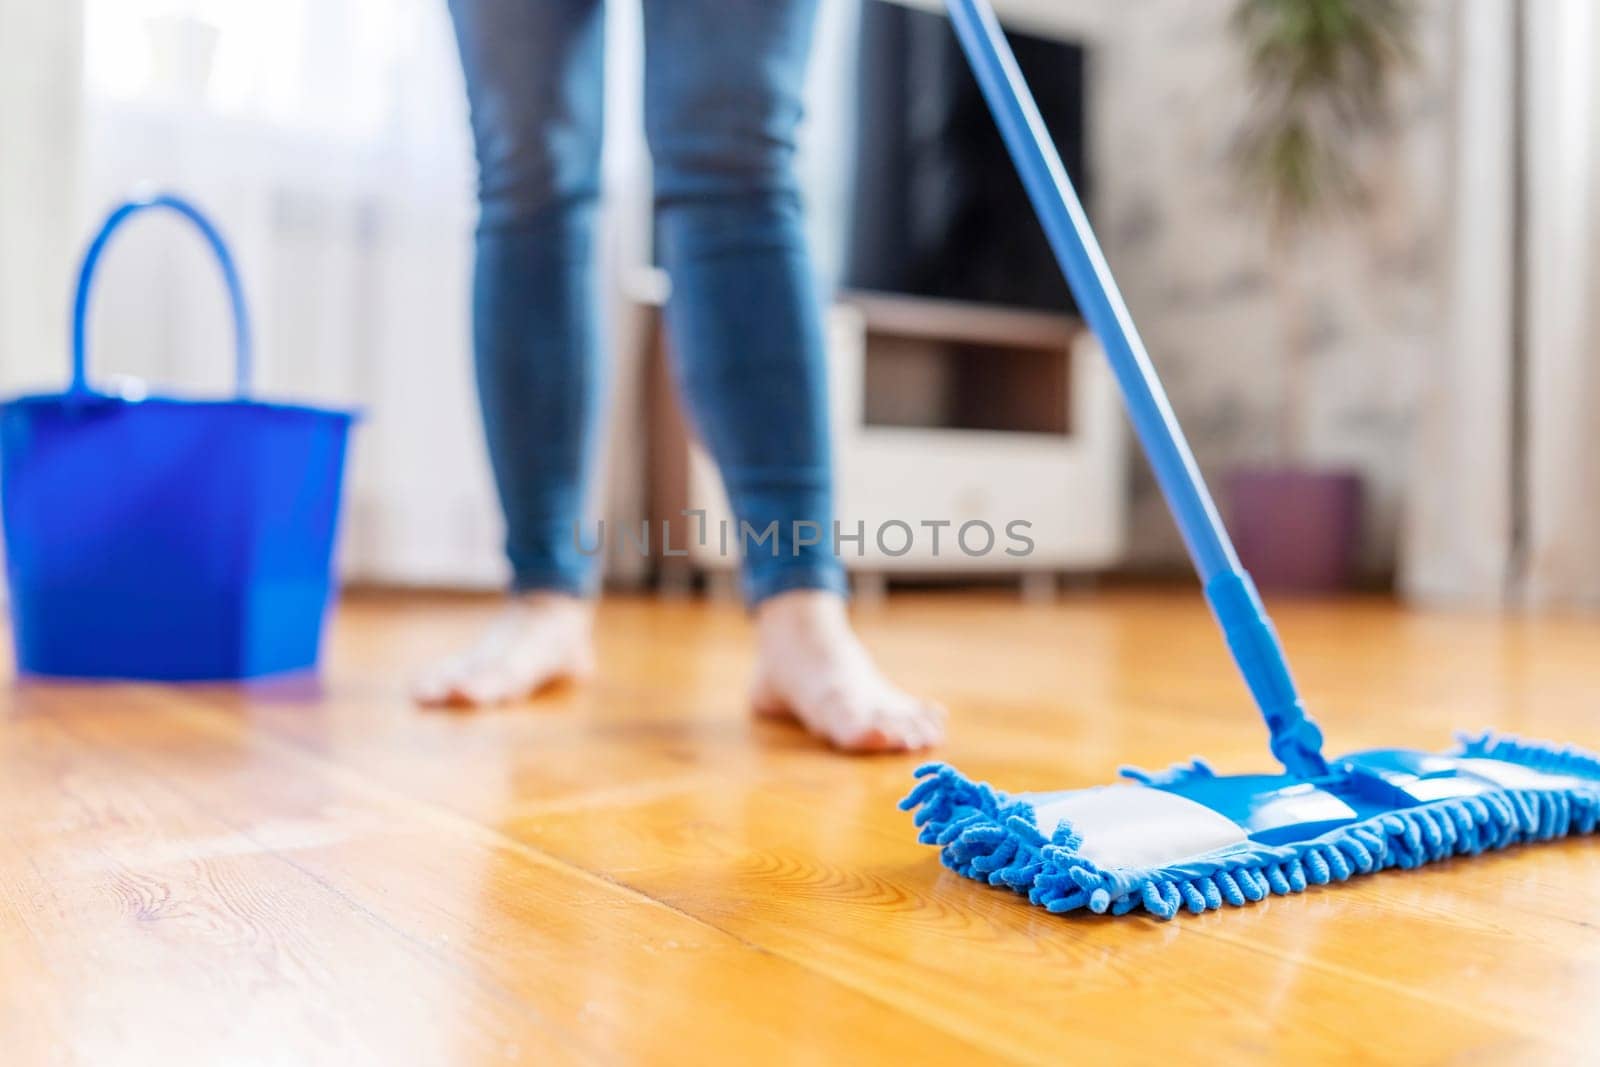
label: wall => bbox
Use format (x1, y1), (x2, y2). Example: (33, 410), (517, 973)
(1065, 0), (1452, 575)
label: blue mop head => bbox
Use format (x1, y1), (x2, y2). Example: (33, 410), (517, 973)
(901, 733), (1600, 920)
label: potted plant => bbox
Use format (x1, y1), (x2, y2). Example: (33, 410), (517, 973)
(1225, 0), (1416, 591)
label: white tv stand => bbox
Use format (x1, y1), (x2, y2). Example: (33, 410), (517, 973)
(647, 291), (1127, 596)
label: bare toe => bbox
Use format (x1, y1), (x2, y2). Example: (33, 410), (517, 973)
(412, 595), (593, 710)
(835, 726), (895, 754)
(752, 589), (945, 755)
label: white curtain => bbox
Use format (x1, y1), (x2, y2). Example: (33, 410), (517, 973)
(0, 0), (83, 394)
(1403, 0), (1600, 610)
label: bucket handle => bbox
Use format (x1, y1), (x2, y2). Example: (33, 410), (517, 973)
(71, 192), (252, 398)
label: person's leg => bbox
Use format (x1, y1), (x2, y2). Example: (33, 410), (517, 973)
(643, 0), (943, 751)
(416, 0), (605, 706)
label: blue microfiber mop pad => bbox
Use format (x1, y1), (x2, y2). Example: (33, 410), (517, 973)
(901, 733), (1600, 920)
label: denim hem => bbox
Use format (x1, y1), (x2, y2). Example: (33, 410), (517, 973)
(508, 568), (596, 598)
(743, 561), (849, 607)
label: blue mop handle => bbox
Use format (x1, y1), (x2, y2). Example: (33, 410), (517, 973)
(945, 0), (1328, 776)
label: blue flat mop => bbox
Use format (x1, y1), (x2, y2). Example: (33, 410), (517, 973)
(901, 0), (1600, 920)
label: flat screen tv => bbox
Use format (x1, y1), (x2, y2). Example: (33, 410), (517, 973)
(845, 0), (1091, 316)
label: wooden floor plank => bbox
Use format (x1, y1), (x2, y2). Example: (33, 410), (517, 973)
(20, 686), (997, 1065)
(0, 699), (584, 1067)
(3, 590), (1598, 1065)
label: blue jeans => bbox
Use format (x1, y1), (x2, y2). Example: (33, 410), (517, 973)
(447, 0), (845, 604)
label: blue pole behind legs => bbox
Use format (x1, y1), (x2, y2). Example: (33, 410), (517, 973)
(943, 0), (1328, 777)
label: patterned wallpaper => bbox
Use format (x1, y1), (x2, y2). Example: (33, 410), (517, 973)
(1081, 0), (1453, 576)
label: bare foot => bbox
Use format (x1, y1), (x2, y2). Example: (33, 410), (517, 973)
(412, 593), (595, 707)
(750, 589), (945, 753)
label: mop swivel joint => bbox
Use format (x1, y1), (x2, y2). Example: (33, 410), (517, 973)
(1204, 570), (1330, 779)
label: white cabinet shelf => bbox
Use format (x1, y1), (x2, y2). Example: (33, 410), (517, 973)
(651, 291), (1128, 586)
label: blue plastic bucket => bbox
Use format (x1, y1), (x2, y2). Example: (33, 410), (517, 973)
(0, 193), (356, 680)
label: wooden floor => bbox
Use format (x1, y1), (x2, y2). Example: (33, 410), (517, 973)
(3, 590), (1599, 1065)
